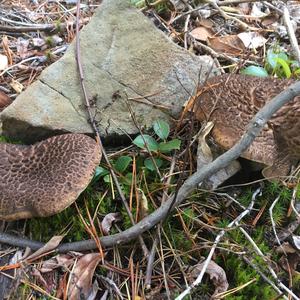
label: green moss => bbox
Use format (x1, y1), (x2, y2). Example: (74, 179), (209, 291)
(224, 257), (277, 299)
(27, 190), (108, 242)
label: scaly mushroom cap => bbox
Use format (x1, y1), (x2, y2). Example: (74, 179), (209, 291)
(0, 133), (101, 221)
(194, 74), (300, 178)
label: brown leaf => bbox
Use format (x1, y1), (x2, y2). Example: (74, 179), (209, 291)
(40, 254), (77, 273)
(190, 27), (214, 42)
(276, 242), (296, 254)
(261, 14), (279, 26)
(25, 235), (64, 262)
(2, 36), (13, 65)
(207, 35), (245, 55)
(279, 252), (300, 274)
(31, 268), (51, 292)
(198, 19), (214, 28)
(101, 213), (122, 235)
(0, 91), (12, 112)
(68, 253), (102, 300)
(189, 260), (229, 297)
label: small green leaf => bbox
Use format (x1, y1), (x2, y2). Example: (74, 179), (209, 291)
(274, 57), (292, 78)
(153, 120), (170, 140)
(133, 134), (158, 152)
(158, 139), (181, 153)
(144, 158), (163, 171)
(114, 156), (132, 173)
(122, 173), (133, 185)
(241, 66), (268, 77)
(267, 50), (288, 69)
(92, 166), (109, 183)
(103, 174), (111, 183)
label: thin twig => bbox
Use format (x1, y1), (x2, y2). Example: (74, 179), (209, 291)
(74, 0), (149, 257)
(269, 195), (286, 254)
(283, 6), (300, 64)
(183, 14), (190, 50)
(145, 235), (158, 289)
(0, 17), (90, 33)
(145, 156), (177, 290)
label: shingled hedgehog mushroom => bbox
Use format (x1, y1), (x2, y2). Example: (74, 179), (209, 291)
(0, 133), (101, 221)
(194, 74), (300, 179)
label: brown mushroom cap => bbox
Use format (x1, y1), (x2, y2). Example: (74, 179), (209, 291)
(194, 74), (300, 177)
(0, 133), (101, 221)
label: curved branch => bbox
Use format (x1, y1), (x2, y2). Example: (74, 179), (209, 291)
(0, 80), (300, 252)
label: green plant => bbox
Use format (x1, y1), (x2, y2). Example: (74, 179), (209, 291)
(94, 119), (181, 185)
(241, 48), (300, 79)
(132, 119), (181, 171)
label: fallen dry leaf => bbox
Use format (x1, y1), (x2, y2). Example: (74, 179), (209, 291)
(237, 32), (267, 49)
(31, 268), (51, 292)
(279, 252), (300, 274)
(207, 35), (245, 55)
(0, 54), (8, 70)
(198, 19), (214, 28)
(17, 38), (30, 59)
(32, 37), (46, 48)
(189, 260), (229, 297)
(0, 91), (12, 112)
(238, 2), (251, 15)
(137, 188), (149, 221)
(1, 36), (13, 65)
(10, 79), (24, 94)
(250, 3), (270, 18)
(25, 235), (64, 261)
(40, 254), (77, 273)
(197, 121), (214, 167)
(292, 235), (300, 250)
(261, 13), (279, 27)
(68, 253), (102, 300)
(190, 27), (214, 42)
(101, 212), (122, 235)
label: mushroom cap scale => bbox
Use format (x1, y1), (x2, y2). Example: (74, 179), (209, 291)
(0, 133), (101, 221)
(194, 74), (300, 178)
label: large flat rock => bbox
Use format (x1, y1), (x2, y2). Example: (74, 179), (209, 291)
(0, 0), (218, 143)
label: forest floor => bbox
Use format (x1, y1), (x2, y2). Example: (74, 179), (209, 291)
(0, 0), (300, 299)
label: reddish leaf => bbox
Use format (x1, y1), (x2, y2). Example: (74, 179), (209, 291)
(0, 91), (12, 111)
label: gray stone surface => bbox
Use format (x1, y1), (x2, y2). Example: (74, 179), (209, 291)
(0, 0), (218, 143)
